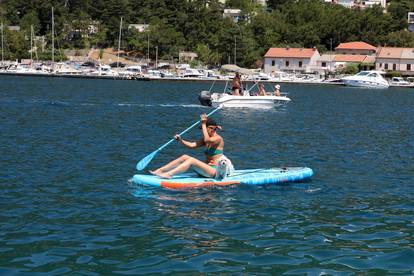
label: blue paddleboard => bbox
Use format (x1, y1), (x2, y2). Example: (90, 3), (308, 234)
(132, 167), (313, 189)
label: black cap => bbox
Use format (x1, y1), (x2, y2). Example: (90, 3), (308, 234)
(200, 118), (222, 130)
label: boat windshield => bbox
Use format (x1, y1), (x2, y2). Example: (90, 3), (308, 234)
(356, 71), (370, 76)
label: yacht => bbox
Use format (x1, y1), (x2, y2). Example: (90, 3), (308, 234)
(181, 68), (204, 78)
(341, 71), (389, 89)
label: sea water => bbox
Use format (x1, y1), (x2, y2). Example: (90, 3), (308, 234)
(1, 76), (413, 274)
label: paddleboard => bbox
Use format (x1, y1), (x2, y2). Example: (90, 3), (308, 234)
(132, 167), (313, 189)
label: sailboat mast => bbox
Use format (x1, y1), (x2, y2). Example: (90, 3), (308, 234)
(52, 7), (54, 63)
(1, 22), (3, 63)
(117, 17), (122, 69)
(234, 36), (236, 65)
(147, 33), (149, 63)
(30, 25), (33, 63)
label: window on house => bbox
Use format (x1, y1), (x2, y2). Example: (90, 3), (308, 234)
(322, 62), (326, 67)
(393, 64), (396, 70)
(384, 64), (388, 70)
(271, 60), (275, 66)
(379, 63), (382, 68)
(407, 64), (411, 71)
(285, 61), (289, 67)
(299, 61), (303, 67)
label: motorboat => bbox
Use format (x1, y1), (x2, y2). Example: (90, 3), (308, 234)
(199, 64), (291, 108)
(199, 90), (291, 108)
(389, 77), (412, 87)
(181, 68), (204, 78)
(341, 71), (389, 89)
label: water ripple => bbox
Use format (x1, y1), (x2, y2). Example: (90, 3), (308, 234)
(1, 77), (413, 274)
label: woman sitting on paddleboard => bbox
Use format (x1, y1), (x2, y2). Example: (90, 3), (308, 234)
(150, 113), (224, 179)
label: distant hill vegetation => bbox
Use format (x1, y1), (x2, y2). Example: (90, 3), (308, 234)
(0, 0), (413, 67)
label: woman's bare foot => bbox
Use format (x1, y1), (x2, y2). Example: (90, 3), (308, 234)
(154, 171), (172, 179)
(149, 170), (159, 175)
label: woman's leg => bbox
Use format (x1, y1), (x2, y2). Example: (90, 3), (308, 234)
(150, 155), (190, 175)
(156, 156), (216, 179)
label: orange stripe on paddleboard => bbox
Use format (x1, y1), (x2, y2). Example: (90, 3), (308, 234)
(160, 180), (241, 189)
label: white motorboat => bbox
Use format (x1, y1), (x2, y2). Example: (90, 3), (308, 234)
(389, 77), (412, 87)
(341, 71), (389, 89)
(199, 64), (291, 108)
(199, 91), (291, 108)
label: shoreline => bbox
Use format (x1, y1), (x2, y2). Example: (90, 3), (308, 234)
(1, 71), (412, 88)
(0, 71), (344, 86)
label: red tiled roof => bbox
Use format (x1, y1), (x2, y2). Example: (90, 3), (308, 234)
(335, 42), (376, 51)
(334, 54), (366, 62)
(333, 54), (374, 63)
(264, 48), (317, 58)
(376, 47), (403, 59)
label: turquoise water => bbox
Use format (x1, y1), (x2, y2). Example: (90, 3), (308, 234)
(1, 76), (413, 275)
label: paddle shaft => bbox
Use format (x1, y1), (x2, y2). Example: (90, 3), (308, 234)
(157, 106), (222, 152)
(136, 106), (222, 170)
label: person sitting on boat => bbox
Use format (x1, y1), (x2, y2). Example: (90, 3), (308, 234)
(258, 84), (266, 96)
(232, 72), (241, 96)
(150, 114), (226, 179)
(274, 84), (281, 96)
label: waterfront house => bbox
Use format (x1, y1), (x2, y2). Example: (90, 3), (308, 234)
(317, 54), (336, 73)
(335, 41), (377, 55)
(333, 54), (375, 70)
(264, 47), (321, 74)
(408, 12), (414, 32)
(376, 47), (414, 76)
(316, 54), (375, 73)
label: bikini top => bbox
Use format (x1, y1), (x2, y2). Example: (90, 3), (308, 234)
(204, 147), (223, 157)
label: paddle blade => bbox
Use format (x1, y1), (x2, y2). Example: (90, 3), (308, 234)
(136, 150), (158, 170)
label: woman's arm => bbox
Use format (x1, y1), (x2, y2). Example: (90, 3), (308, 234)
(175, 134), (201, 149)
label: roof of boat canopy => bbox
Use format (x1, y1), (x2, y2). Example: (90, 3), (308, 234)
(221, 64), (255, 75)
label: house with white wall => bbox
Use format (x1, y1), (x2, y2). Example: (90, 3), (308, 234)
(264, 48), (321, 74)
(316, 54), (375, 73)
(376, 47), (414, 75)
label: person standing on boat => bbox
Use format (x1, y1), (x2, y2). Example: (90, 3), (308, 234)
(150, 114), (225, 179)
(232, 72), (241, 96)
(274, 84), (281, 96)
(258, 84), (266, 96)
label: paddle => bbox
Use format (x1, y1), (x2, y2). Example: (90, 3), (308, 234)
(136, 106), (222, 171)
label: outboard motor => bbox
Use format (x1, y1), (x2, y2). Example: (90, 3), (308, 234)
(198, 90), (212, 106)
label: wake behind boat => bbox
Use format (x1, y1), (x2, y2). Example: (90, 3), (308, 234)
(198, 64), (291, 108)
